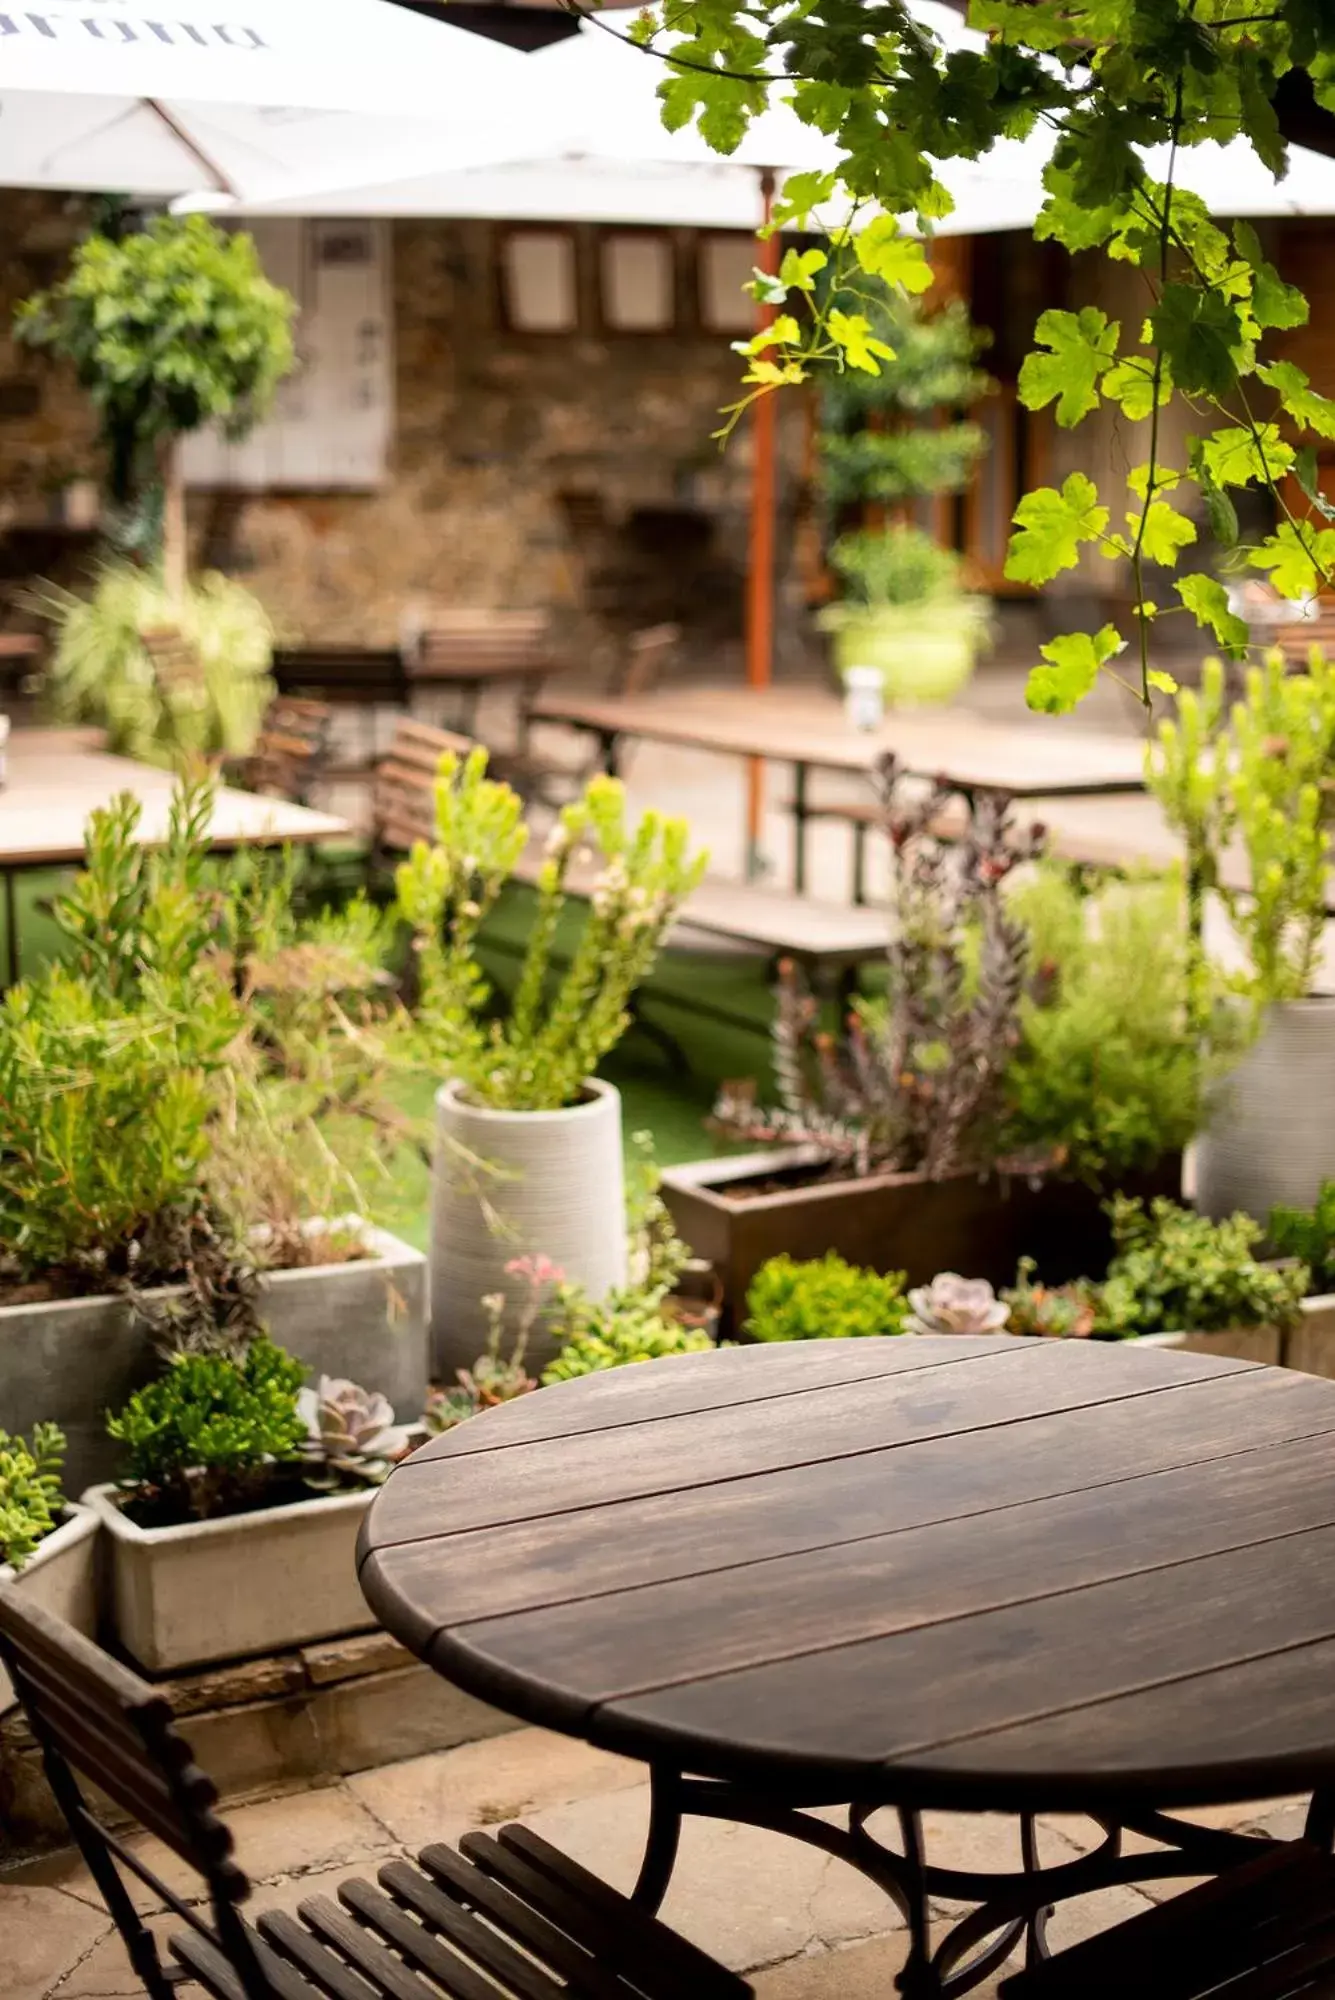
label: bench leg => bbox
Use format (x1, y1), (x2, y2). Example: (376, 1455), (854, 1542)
(3, 869), (18, 988)
(852, 820), (868, 906)
(792, 760), (809, 894)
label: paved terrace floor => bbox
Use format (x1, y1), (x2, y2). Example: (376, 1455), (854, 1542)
(0, 1723), (1304, 1999)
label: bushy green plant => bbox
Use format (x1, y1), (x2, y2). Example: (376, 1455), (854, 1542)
(1269, 1181), (1335, 1293)
(1094, 1197), (1309, 1339)
(0, 1424), (66, 1571)
(36, 563), (274, 766)
(1002, 864), (1227, 1180)
(108, 1335), (308, 1523)
(397, 748), (706, 1110)
(826, 525), (964, 610)
(1149, 654), (1335, 1009)
(745, 1253), (908, 1342)
(16, 214), (293, 543)
(542, 1302), (712, 1383)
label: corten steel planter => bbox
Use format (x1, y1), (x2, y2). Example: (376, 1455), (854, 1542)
(662, 1146), (1184, 1333)
(0, 1223), (426, 1497)
(0, 1505), (100, 1711)
(430, 1076), (628, 1381)
(84, 1482), (376, 1675)
(1196, 998), (1335, 1224)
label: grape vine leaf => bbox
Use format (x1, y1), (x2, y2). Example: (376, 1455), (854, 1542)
(1026, 623), (1124, 715)
(1006, 472), (1110, 586)
(853, 216), (934, 293)
(1017, 307), (1119, 427)
(1177, 573), (1248, 656)
(1150, 285), (1244, 400)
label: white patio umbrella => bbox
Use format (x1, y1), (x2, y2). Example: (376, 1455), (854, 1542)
(0, 0), (540, 204)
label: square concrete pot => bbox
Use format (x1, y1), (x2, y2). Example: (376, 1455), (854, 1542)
(1, 1222), (426, 1497)
(0, 1505), (100, 1710)
(662, 1147), (1183, 1333)
(1136, 1294), (1335, 1374)
(84, 1483), (376, 1675)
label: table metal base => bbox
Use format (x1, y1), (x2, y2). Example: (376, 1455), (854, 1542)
(632, 1769), (1331, 1997)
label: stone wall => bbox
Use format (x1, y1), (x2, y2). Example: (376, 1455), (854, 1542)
(0, 201), (812, 668)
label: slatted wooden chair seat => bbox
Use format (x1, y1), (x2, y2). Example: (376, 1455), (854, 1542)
(998, 1840), (1335, 1999)
(371, 718), (473, 855)
(491, 622), (681, 810)
(1275, 599), (1335, 668)
(0, 1591), (751, 2000)
(241, 696), (335, 806)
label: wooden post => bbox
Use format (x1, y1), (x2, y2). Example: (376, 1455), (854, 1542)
(744, 168), (780, 879)
(160, 437), (187, 605)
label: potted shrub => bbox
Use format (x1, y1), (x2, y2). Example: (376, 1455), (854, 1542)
(816, 525), (991, 708)
(815, 275), (992, 708)
(744, 1252), (910, 1342)
(0, 779), (428, 1493)
(664, 773), (1187, 1326)
(0, 1423), (98, 1711)
(85, 1338), (413, 1673)
(396, 747), (704, 1377)
(1149, 651), (1335, 1223)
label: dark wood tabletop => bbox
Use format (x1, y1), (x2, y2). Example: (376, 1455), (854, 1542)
(360, 1337), (1335, 1816)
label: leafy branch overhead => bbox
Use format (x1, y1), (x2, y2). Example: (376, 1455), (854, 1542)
(623, 0), (1335, 711)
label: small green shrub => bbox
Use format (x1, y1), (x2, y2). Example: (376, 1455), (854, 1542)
(1094, 1197), (1309, 1338)
(107, 1335), (308, 1523)
(0, 1424), (66, 1571)
(1001, 1258), (1097, 1339)
(542, 1301), (712, 1383)
(1269, 1181), (1335, 1292)
(826, 525), (963, 609)
(745, 1253), (909, 1342)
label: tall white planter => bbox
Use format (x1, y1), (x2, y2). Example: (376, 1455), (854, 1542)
(1197, 999), (1335, 1223)
(430, 1077), (627, 1380)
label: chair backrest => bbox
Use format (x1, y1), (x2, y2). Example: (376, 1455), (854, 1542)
(613, 622), (680, 697)
(141, 625), (205, 699)
(401, 608), (552, 680)
(1276, 599), (1335, 667)
(370, 718), (473, 854)
(0, 1588), (277, 1999)
(245, 695), (334, 804)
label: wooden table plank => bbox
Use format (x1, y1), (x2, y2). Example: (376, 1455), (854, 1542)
(371, 1342), (1252, 1547)
(412, 1336), (1040, 1463)
(362, 1366), (1335, 1648)
(0, 731), (347, 867)
(595, 1527), (1335, 1792)
(527, 686), (1150, 796)
(446, 1429), (1335, 1714)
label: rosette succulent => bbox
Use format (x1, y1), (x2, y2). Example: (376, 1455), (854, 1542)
(907, 1274), (1010, 1336)
(299, 1376), (415, 1487)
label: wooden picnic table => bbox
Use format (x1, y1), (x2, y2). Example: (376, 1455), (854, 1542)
(362, 1336), (1335, 1997)
(0, 728), (348, 982)
(526, 686), (1149, 890)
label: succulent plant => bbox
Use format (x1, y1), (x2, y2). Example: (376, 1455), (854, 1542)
(906, 1273), (1010, 1336)
(1001, 1257), (1098, 1339)
(299, 1376), (415, 1486)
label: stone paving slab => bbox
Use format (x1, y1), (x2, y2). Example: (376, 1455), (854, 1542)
(0, 1721), (1309, 1998)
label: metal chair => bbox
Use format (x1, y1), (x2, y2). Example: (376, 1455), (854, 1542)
(0, 1589), (752, 2000)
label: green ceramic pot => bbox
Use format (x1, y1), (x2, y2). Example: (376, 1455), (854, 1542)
(820, 597), (990, 707)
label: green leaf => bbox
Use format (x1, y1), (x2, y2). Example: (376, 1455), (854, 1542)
(1026, 623), (1124, 715)
(1149, 285), (1244, 400)
(1177, 573), (1248, 656)
(1234, 221), (1308, 331)
(1257, 359), (1335, 440)
(1006, 473), (1111, 587)
(852, 216), (933, 294)
(1251, 522), (1335, 600)
(1202, 477), (1240, 548)
(1147, 668), (1179, 697)
(778, 247), (827, 293)
(1198, 424), (1294, 489)
(1017, 307), (1119, 428)
(826, 309), (896, 374)
(1103, 355), (1169, 422)
(771, 170), (838, 229)
(1132, 500), (1197, 568)
(1295, 443), (1322, 503)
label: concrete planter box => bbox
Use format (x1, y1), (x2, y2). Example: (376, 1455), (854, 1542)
(1136, 1293), (1335, 1374)
(84, 1482), (376, 1675)
(1197, 999), (1335, 1224)
(662, 1147), (1183, 1333)
(1, 1223), (426, 1497)
(0, 1505), (100, 1711)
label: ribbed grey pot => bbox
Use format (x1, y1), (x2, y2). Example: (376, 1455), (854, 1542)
(430, 1077), (627, 1380)
(1196, 1000), (1335, 1223)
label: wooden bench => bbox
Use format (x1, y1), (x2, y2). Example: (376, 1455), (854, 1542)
(402, 609), (563, 734)
(371, 717), (474, 856)
(0, 1590), (750, 2000)
(238, 696), (334, 806)
(999, 1839), (1335, 1999)
(492, 622), (680, 809)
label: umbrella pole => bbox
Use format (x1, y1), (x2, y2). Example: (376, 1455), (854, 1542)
(744, 167), (779, 882)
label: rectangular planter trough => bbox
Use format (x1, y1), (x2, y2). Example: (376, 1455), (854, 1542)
(83, 1483), (376, 1675)
(1135, 1293), (1335, 1372)
(1, 1223), (427, 1497)
(0, 1506), (100, 1710)
(663, 1146), (1183, 1332)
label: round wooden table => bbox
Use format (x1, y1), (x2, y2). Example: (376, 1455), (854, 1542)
(360, 1336), (1335, 1995)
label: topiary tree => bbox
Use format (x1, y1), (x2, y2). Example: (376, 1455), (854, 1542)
(16, 213), (295, 596)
